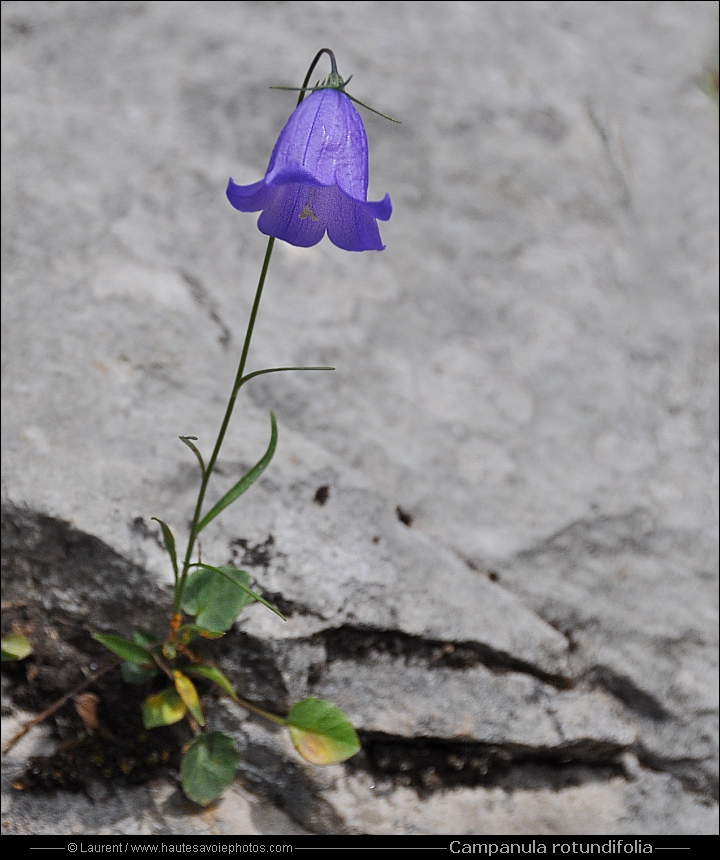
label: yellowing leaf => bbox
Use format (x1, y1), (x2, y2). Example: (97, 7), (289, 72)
(1, 633), (33, 661)
(173, 671), (205, 726)
(286, 698), (360, 765)
(143, 687), (186, 729)
(288, 730), (334, 764)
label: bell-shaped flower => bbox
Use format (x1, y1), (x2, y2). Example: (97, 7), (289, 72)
(227, 88), (391, 251)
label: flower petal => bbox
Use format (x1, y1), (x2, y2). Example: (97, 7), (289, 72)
(227, 84), (391, 251)
(257, 183), (330, 248)
(326, 189), (389, 252)
(268, 90), (369, 198)
(367, 192), (392, 222)
(226, 177), (273, 213)
(331, 94), (370, 201)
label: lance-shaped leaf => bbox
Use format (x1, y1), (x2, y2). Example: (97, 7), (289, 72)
(92, 633), (152, 665)
(286, 697), (360, 765)
(120, 631), (159, 684)
(196, 412), (277, 533)
(143, 687), (186, 729)
(151, 518), (179, 582)
(181, 731), (240, 806)
(181, 566), (256, 633)
(240, 365), (334, 385)
(1, 633), (33, 662)
(179, 435), (206, 477)
(185, 664), (239, 701)
(173, 670), (205, 726)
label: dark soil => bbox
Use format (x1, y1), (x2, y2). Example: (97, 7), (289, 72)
(2, 600), (184, 795)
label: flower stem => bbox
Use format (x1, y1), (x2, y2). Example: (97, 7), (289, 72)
(171, 47), (340, 622)
(299, 49), (339, 103)
(173, 236), (276, 618)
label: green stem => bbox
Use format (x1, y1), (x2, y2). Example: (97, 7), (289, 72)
(173, 236), (276, 617)
(171, 50), (339, 621)
(233, 694), (288, 727)
(298, 49), (339, 101)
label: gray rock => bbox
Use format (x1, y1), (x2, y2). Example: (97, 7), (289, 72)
(2, 0), (717, 836)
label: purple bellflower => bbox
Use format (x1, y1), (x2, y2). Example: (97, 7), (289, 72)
(227, 87), (391, 251)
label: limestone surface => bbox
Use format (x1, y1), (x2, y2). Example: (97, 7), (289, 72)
(2, 0), (718, 836)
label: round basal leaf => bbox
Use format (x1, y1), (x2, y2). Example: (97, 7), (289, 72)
(181, 731), (240, 806)
(173, 671), (205, 726)
(1, 633), (33, 662)
(176, 624), (225, 645)
(181, 567), (255, 633)
(286, 698), (360, 765)
(143, 687), (187, 729)
(92, 633), (152, 664)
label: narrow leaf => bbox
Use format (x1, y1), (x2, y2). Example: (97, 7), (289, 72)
(185, 664), (239, 701)
(346, 92), (401, 123)
(196, 412), (277, 532)
(151, 518), (179, 582)
(92, 633), (151, 665)
(181, 731), (240, 806)
(143, 687), (186, 729)
(179, 436), (206, 477)
(240, 366), (334, 385)
(271, 85), (400, 121)
(195, 564), (285, 621)
(1, 633), (33, 662)
(286, 698), (360, 765)
(173, 671), (205, 726)
(120, 631), (158, 683)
